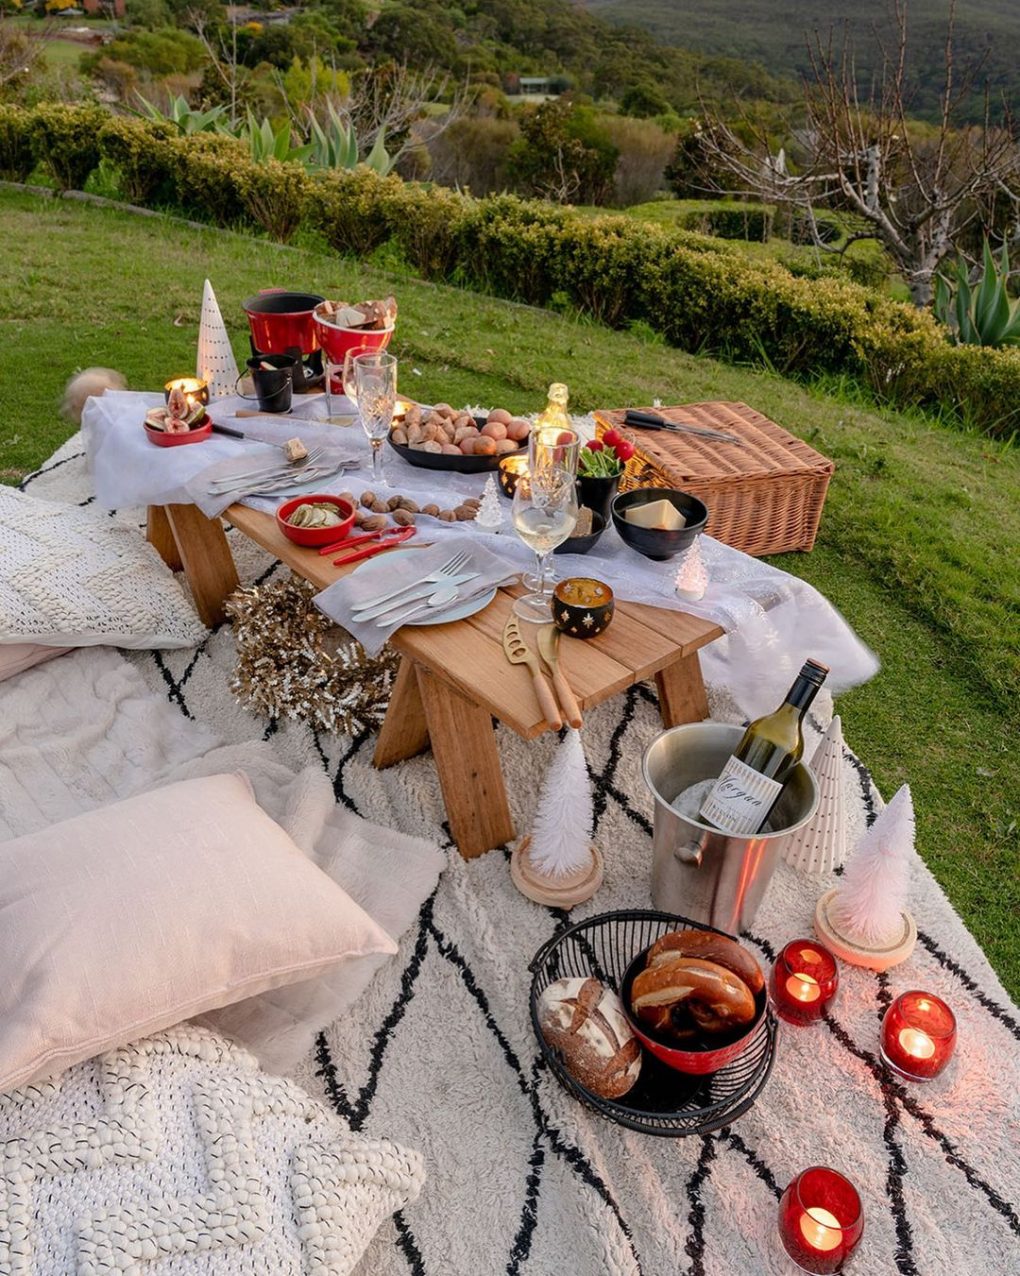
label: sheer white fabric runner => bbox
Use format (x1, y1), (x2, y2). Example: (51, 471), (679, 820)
(82, 390), (878, 717)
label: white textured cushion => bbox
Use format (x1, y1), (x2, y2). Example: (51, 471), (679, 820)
(0, 642), (70, 681)
(0, 772), (397, 1091)
(0, 486), (203, 648)
(0, 1024), (425, 1274)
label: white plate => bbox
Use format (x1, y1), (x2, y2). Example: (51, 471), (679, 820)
(351, 549), (498, 626)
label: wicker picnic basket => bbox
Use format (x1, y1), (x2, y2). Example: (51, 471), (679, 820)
(593, 402), (834, 556)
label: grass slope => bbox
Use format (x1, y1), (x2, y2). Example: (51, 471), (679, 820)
(585, 0), (1020, 120)
(0, 188), (1016, 996)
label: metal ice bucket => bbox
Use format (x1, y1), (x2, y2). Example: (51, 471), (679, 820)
(642, 722), (819, 934)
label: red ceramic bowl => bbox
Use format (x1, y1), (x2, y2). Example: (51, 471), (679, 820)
(276, 495), (356, 547)
(144, 414), (212, 447)
(312, 315), (394, 366)
(621, 944), (768, 1076)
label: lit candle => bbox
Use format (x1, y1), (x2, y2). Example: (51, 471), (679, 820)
(779, 1166), (864, 1275)
(770, 940), (838, 1025)
(164, 377), (209, 411)
(881, 990), (956, 1081)
(800, 1206), (842, 1252)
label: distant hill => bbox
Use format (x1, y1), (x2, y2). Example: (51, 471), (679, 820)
(583, 0), (1019, 120)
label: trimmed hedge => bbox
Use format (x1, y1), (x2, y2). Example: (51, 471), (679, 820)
(677, 202), (774, 242)
(8, 105), (1020, 437)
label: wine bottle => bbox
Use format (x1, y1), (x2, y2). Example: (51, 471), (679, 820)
(699, 660), (829, 836)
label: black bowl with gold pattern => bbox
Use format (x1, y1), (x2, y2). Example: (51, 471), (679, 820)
(552, 577), (615, 639)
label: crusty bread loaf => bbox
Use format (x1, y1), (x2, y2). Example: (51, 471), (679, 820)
(538, 977), (641, 1099)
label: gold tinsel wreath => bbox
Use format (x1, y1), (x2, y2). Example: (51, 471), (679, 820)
(225, 574), (398, 735)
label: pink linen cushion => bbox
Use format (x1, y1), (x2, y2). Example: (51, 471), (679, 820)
(0, 642), (71, 682)
(0, 772), (397, 1092)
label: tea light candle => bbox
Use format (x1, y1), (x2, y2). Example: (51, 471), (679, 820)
(769, 940), (838, 1025)
(164, 376), (209, 411)
(498, 454), (529, 498)
(880, 990), (956, 1081)
(779, 1166), (864, 1274)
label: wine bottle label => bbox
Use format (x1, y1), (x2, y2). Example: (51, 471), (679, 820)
(699, 756), (783, 836)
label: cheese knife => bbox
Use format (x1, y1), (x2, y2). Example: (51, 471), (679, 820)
(502, 615), (561, 731)
(623, 409), (744, 444)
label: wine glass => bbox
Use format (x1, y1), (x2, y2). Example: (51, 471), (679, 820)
(511, 467), (578, 621)
(353, 351), (397, 487)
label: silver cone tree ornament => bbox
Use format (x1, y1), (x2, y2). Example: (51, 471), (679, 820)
(197, 279), (239, 399)
(782, 716), (846, 876)
(814, 783), (918, 970)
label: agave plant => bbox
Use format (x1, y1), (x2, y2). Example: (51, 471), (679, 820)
(240, 112), (314, 167)
(934, 238), (1020, 348)
(305, 104), (394, 175)
(133, 94), (228, 136)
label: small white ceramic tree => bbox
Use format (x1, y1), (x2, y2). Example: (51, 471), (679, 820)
(475, 474), (504, 531)
(511, 729), (603, 907)
(197, 279), (239, 399)
(674, 537), (708, 602)
(783, 716), (847, 876)
(815, 783), (918, 970)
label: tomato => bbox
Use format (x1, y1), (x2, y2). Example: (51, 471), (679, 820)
(585, 438), (605, 451)
(614, 440), (636, 462)
(602, 429), (622, 448)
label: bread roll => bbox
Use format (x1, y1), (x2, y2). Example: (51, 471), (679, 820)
(631, 956), (757, 1035)
(538, 977), (641, 1099)
(648, 930), (764, 993)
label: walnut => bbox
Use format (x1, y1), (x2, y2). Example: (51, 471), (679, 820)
(454, 504), (477, 521)
(392, 509), (416, 527)
(360, 491), (376, 509)
(361, 514), (388, 531)
(437, 509), (457, 522)
(421, 503), (441, 517)
(387, 495), (405, 511)
(399, 497), (420, 513)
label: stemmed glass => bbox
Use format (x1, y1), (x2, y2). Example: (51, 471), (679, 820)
(322, 344), (373, 426)
(511, 467), (578, 621)
(522, 426), (581, 592)
(353, 351), (397, 487)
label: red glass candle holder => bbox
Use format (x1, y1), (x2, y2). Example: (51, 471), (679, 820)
(779, 1166), (864, 1273)
(769, 939), (838, 1025)
(880, 990), (957, 1081)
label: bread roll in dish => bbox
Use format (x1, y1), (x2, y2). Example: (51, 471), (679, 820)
(647, 930), (765, 994)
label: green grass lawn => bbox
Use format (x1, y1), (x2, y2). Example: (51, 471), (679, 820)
(1, 188), (1016, 998)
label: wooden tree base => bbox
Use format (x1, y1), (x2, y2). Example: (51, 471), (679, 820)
(510, 837), (604, 909)
(814, 888), (917, 972)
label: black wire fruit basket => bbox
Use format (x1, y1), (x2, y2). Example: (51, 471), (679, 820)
(528, 909), (777, 1137)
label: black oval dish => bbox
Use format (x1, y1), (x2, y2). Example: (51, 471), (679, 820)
(611, 488), (708, 561)
(387, 416), (528, 474)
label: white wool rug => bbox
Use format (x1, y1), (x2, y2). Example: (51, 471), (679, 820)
(8, 437), (1020, 1275)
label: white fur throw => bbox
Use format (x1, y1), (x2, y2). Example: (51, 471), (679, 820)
(0, 1025), (424, 1274)
(0, 486), (203, 649)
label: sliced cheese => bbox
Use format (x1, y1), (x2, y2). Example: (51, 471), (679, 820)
(625, 499), (686, 531)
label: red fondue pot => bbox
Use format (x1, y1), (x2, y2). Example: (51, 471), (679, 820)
(242, 290), (324, 357)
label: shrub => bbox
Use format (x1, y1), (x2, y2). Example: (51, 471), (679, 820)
(381, 181), (473, 280)
(677, 202), (774, 242)
(235, 158), (309, 242)
(0, 105), (34, 182)
(600, 115), (674, 207)
(423, 114), (519, 195)
(305, 167), (404, 257)
(98, 115), (177, 205)
(29, 103), (107, 191)
(170, 133), (251, 226)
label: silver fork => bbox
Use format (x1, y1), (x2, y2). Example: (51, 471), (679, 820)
(352, 550), (472, 612)
(207, 447), (326, 491)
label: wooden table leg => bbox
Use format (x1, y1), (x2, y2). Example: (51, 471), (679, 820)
(655, 650), (710, 727)
(415, 666), (515, 859)
(146, 505), (182, 571)
(373, 657), (430, 768)
(164, 503), (240, 628)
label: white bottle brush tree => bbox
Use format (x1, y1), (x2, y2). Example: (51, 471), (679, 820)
(831, 784), (916, 945)
(528, 729), (594, 878)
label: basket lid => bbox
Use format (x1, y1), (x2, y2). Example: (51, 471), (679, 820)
(594, 402), (834, 482)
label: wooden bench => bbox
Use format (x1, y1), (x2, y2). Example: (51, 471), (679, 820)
(148, 503), (723, 859)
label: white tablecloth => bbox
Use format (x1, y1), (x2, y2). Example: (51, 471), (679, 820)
(81, 390), (879, 717)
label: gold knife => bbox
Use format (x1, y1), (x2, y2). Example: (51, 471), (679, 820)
(537, 625), (582, 729)
(502, 615), (562, 731)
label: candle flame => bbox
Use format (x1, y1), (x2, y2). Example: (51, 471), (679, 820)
(800, 1206), (842, 1252)
(786, 973), (821, 1004)
(898, 1027), (936, 1060)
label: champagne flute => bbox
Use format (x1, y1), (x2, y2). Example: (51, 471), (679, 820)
(511, 467), (578, 621)
(522, 426), (581, 591)
(353, 351), (397, 487)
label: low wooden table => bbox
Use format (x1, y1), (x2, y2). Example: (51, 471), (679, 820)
(148, 503), (723, 859)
